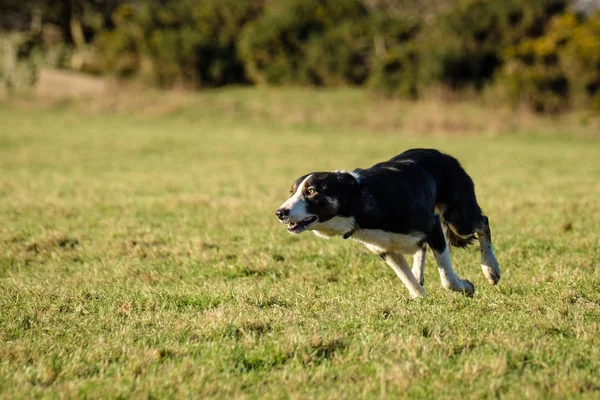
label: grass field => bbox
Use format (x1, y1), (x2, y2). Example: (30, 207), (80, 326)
(1, 88), (599, 398)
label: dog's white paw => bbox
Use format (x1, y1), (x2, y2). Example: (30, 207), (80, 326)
(410, 288), (427, 299)
(482, 262), (501, 285)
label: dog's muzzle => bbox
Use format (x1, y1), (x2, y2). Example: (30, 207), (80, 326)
(275, 208), (289, 222)
(276, 208), (317, 233)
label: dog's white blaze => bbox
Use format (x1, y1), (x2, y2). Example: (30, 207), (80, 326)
(352, 229), (424, 255)
(311, 216), (355, 238)
(279, 174), (312, 222)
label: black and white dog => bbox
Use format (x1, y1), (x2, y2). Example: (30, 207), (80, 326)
(275, 148), (500, 298)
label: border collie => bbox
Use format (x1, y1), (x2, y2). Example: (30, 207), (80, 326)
(275, 149), (500, 298)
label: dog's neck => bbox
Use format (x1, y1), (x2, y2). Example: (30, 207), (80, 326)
(311, 216), (357, 239)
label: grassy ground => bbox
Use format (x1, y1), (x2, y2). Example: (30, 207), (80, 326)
(1, 88), (599, 398)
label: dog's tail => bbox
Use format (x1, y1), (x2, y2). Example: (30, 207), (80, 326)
(441, 221), (477, 249)
(437, 199), (482, 249)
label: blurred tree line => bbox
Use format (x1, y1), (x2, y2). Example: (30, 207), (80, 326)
(1, 0), (599, 113)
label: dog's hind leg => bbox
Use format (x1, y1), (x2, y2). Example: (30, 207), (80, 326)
(427, 216), (475, 296)
(380, 252), (427, 299)
(411, 246), (426, 286)
(477, 215), (501, 285)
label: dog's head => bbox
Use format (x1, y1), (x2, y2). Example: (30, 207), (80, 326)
(275, 172), (360, 234)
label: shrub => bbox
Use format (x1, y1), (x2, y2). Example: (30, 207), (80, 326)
(562, 12), (600, 110)
(0, 30), (74, 95)
(499, 12), (600, 113)
(368, 45), (419, 98)
(96, 0), (263, 87)
(303, 20), (373, 86)
(367, 14), (420, 97)
(419, 0), (568, 90)
(239, 0), (421, 96)
(238, 0), (370, 85)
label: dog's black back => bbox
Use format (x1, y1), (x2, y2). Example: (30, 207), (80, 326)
(354, 148), (482, 247)
(392, 149), (482, 247)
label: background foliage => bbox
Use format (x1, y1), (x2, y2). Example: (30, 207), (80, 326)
(1, 0), (599, 112)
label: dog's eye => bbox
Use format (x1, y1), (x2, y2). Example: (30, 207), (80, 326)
(306, 188), (316, 196)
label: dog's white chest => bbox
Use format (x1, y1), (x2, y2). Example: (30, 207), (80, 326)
(310, 217), (425, 255)
(352, 229), (424, 254)
(311, 216), (355, 239)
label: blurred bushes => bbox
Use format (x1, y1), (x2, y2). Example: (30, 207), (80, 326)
(419, 0), (567, 90)
(238, 0), (371, 85)
(367, 15), (420, 98)
(96, 0), (264, 87)
(238, 0), (419, 93)
(499, 12), (600, 112)
(2, 0), (600, 113)
(0, 30), (73, 95)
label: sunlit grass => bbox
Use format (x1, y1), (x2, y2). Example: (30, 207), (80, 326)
(1, 90), (599, 398)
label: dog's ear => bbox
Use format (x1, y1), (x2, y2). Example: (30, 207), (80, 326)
(337, 172), (361, 199)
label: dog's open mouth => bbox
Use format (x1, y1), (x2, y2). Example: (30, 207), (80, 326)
(287, 216), (318, 234)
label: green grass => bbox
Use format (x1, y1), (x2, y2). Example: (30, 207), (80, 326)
(1, 89), (599, 398)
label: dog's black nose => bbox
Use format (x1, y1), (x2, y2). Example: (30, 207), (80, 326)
(276, 208), (289, 219)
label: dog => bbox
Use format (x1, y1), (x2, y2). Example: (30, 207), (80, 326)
(275, 148), (500, 298)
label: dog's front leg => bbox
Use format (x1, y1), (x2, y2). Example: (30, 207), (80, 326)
(411, 246), (426, 286)
(379, 252), (427, 299)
